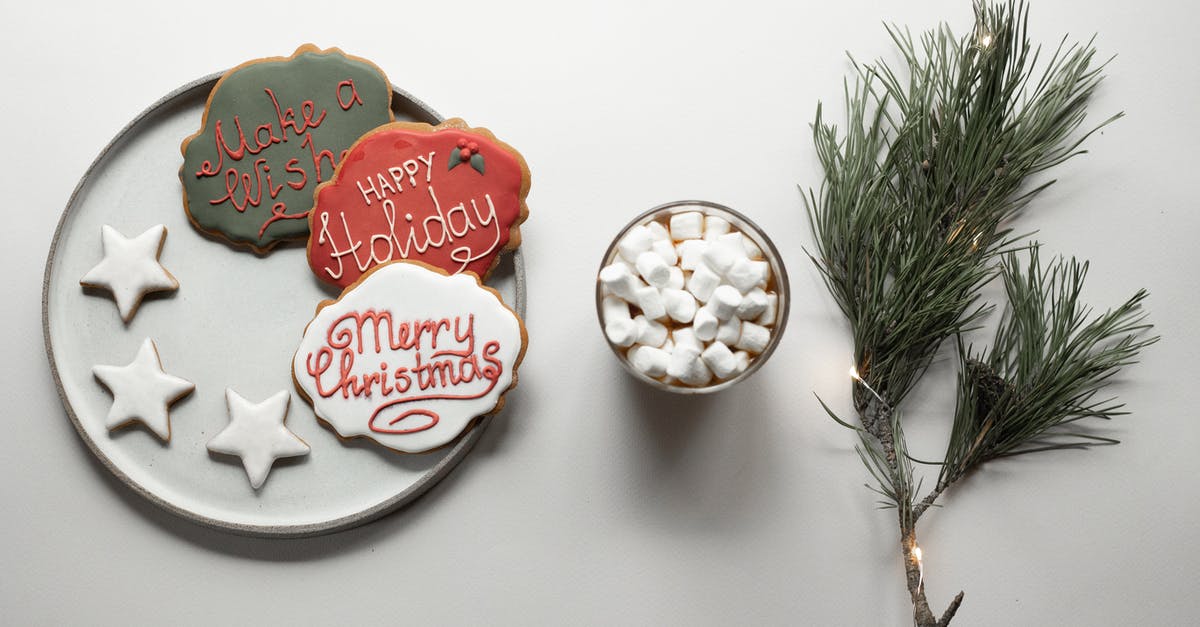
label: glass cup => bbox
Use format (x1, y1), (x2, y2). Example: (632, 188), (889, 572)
(596, 200), (790, 394)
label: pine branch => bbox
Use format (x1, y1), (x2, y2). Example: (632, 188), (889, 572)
(804, 2), (1147, 625)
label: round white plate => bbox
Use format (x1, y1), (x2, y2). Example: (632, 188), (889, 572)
(43, 75), (525, 537)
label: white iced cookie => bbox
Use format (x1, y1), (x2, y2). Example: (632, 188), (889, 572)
(207, 389), (309, 490)
(600, 208), (783, 388)
(80, 224), (178, 323)
(92, 338), (194, 441)
(293, 261), (527, 454)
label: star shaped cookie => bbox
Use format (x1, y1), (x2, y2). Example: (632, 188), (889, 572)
(208, 389), (310, 490)
(93, 338), (195, 441)
(80, 224), (178, 322)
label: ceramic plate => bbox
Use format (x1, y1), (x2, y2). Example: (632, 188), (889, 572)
(43, 74), (525, 537)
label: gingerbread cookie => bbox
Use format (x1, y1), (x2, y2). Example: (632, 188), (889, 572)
(180, 45), (394, 253)
(292, 260), (527, 453)
(93, 338), (195, 442)
(207, 389), (309, 489)
(307, 119), (530, 288)
(80, 224), (178, 323)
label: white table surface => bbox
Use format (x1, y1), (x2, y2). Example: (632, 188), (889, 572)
(4, 1), (1197, 625)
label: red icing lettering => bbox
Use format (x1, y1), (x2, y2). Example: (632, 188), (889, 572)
(308, 123), (529, 288)
(336, 79), (364, 110)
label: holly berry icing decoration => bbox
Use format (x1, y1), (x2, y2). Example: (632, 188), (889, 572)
(207, 389), (310, 490)
(292, 260), (527, 454)
(450, 137), (485, 174)
(307, 118), (530, 289)
(79, 224), (178, 323)
(93, 338), (195, 442)
(180, 45), (394, 253)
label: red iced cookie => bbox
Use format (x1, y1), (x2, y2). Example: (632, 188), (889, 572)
(307, 119), (530, 289)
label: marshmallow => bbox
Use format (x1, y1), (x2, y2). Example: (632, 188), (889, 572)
(701, 341), (738, 379)
(634, 285), (667, 320)
(717, 316), (742, 345)
(633, 315), (668, 347)
(605, 318), (638, 347)
(601, 294), (631, 322)
(666, 266), (685, 290)
(647, 220), (671, 241)
(668, 343), (713, 386)
(599, 263), (643, 302)
(701, 237), (740, 275)
(651, 239), (678, 266)
(628, 345), (670, 378)
(707, 285), (743, 320)
(666, 344), (701, 379)
(635, 251), (671, 288)
(669, 211), (704, 240)
(756, 293), (779, 326)
(676, 239), (709, 271)
(727, 258), (770, 294)
(693, 307), (719, 341)
(663, 288), (697, 323)
(735, 321), (771, 353)
(672, 327), (703, 353)
(733, 350), (751, 374)
(686, 263), (721, 302)
(660, 338), (674, 354)
(704, 216), (730, 241)
(617, 224), (654, 263)
(736, 287), (769, 320)
(741, 235), (764, 260)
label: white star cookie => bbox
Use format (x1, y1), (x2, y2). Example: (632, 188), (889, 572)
(93, 338), (195, 441)
(208, 389), (310, 490)
(80, 224), (178, 322)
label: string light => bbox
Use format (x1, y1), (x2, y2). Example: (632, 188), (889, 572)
(913, 545), (925, 591)
(848, 366), (886, 404)
(979, 32), (994, 48)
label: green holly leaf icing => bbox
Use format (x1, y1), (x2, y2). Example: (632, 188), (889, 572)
(180, 47), (393, 252)
(470, 152), (485, 175)
(448, 150), (464, 171)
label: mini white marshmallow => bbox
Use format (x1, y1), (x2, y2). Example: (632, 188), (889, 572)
(708, 285), (744, 320)
(663, 288), (698, 323)
(703, 216), (730, 241)
(633, 315), (668, 347)
(598, 263), (643, 302)
(634, 285), (667, 320)
(605, 318), (638, 347)
(660, 338), (674, 354)
(686, 263), (721, 302)
(756, 293), (779, 326)
(635, 251), (671, 288)
(678, 355), (713, 386)
(733, 350), (751, 374)
(717, 316), (742, 345)
(617, 224), (654, 264)
(727, 258), (770, 294)
(651, 238), (678, 266)
(666, 266), (685, 290)
(736, 287), (769, 320)
(628, 345), (670, 378)
(602, 294), (631, 322)
(701, 237), (740, 275)
(666, 343), (701, 379)
(669, 211), (704, 240)
(735, 321), (771, 353)
(701, 341), (738, 379)
(676, 239), (709, 271)
(647, 220), (671, 241)
(672, 327), (703, 353)
(693, 308), (719, 341)
(741, 234), (764, 260)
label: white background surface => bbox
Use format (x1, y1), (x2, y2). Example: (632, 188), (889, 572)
(3, 1), (1197, 625)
